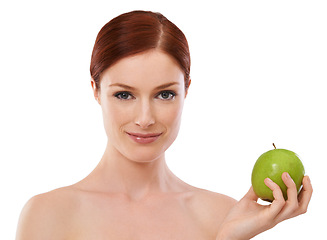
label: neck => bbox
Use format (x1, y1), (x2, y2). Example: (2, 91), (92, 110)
(82, 142), (181, 200)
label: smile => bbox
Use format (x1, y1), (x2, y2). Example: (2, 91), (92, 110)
(126, 132), (162, 144)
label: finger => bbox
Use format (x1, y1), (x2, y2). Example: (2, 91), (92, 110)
(273, 172), (300, 221)
(264, 178), (286, 217)
(243, 186), (259, 202)
(298, 176), (313, 214)
(282, 172), (298, 203)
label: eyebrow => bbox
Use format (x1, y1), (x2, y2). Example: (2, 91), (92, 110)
(108, 83), (135, 90)
(108, 82), (180, 90)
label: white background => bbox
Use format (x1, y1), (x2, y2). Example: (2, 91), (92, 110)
(1, 0), (326, 239)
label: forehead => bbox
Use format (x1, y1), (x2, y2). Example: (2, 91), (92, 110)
(100, 50), (184, 88)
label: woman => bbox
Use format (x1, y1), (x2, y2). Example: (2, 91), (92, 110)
(16, 10), (312, 240)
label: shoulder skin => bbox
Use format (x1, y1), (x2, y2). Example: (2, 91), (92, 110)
(16, 187), (78, 240)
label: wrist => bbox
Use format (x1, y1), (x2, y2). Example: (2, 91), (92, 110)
(216, 226), (234, 240)
(216, 233), (232, 240)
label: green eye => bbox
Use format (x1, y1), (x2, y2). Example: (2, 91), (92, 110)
(157, 91), (176, 100)
(114, 91), (133, 100)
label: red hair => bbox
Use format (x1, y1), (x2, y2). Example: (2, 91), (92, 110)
(90, 10), (191, 90)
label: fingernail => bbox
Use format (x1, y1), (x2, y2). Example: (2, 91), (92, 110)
(285, 172), (295, 183)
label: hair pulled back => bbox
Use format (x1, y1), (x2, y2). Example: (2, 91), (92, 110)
(90, 10), (191, 90)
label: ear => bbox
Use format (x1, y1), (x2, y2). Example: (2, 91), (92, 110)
(184, 79), (191, 98)
(91, 78), (101, 105)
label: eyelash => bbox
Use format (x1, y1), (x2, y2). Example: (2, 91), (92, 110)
(156, 90), (176, 100)
(113, 90), (176, 101)
(114, 91), (134, 100)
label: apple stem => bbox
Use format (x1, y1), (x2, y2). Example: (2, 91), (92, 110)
(273, 143), (276, 149)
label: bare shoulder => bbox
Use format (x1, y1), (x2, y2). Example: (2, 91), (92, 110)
(191, 187), (237, 207)
(16, 186), (78, 240)
(186, 187), (237, 234)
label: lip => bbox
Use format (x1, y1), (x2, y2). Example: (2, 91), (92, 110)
(126, 132), (162, 144)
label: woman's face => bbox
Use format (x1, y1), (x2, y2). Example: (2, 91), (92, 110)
(92, 50), (188, 163)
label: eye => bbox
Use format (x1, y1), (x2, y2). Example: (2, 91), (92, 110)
(157, 91), (176, 100)
(114, 91), (134, 100)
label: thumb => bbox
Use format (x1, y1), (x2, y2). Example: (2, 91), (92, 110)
(242, 186), (259, 202)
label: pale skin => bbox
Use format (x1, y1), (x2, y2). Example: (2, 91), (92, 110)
(16, 50), (313, 240)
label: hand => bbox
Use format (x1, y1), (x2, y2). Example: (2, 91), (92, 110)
(216, 173), (313, 240)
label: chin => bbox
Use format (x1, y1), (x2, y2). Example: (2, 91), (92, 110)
(110, 131), (178, 163)
(123, 147), (166, 163)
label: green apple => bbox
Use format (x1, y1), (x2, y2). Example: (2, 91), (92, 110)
(251, 144), (305, 202)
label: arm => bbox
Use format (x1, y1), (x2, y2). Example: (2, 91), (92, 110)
(16, 191), (71, 240)
(16, 194), (57, 240)
(216, 173), (313, 240)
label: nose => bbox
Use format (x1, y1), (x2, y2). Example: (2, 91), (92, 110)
(134, 100), (155, 129)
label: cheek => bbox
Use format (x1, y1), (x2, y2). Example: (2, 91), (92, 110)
(101, 101), (131, 134)
(159, 102), (184, 131)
